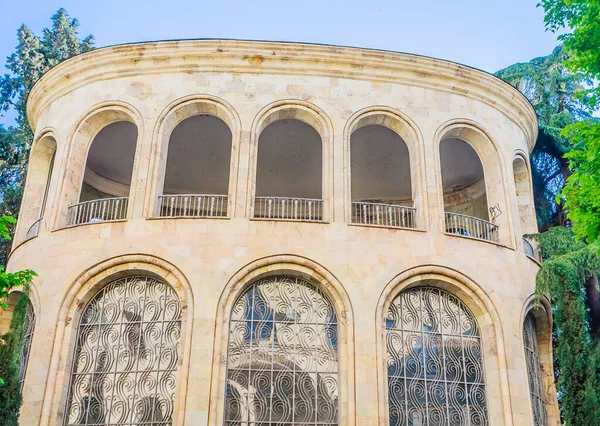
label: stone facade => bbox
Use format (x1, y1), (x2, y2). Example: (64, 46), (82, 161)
(5, 40), (558, 426)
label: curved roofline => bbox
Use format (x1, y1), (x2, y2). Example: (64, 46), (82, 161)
(26, 38), (538, 150)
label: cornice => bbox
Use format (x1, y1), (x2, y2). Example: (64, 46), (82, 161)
(27, 39), (539, 151)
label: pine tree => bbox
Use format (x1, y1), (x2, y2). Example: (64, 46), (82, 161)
(0, 9), (94, 264)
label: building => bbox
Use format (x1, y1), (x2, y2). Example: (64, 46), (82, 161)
(4, 39), (557, 426)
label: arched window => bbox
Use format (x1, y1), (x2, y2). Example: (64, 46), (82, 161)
(159, 114), (232, 217)
(513, 156), (536, 235)
(225, 276), (338, 424)
(70, 121), (137, 225)
(440, 138), (497, 242)
(0, 292), (35, 389)
(385, 287), (488, 425)
(523, 313), (547, 426)
(22, 135), (56, 239)
(351, 125), (415, 228)
(64, 276), (182, 425)
(254, 119), (323, 221)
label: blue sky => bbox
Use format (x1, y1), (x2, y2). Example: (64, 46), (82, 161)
(1, 0), (560, 126)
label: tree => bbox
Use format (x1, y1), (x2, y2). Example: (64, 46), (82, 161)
(537, 0), (600, 247)
(495, 45), (594, 230)
(0, 216), (36, 392)
(0, 9), (94, 264)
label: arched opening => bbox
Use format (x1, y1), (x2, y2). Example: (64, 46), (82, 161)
(254, 119), (323, 221)
(0, 291), (35, 390)
(224, 275), (339, 424)
(159, 114), (232, 218)
(69, 121), (137, 226)
(523, 311), (549, 426)
(351, 124), (414, 228)
(20, 135), (57, 240)
(385, 285), (489, 425)
(513, 156), (538, 254)
(440, 138), (497, 242)
(64, 275), (182, 425)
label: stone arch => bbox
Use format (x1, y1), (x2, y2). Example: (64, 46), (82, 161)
(520, 295), (559, 426)
(1, 286), (38, 398)
(344, 107), (427, 228)
(208, 254), (355, 426)
(53, 102), (143, 228)
(42, 254), (194, 426)
(512, 151), (537, 237)
(434, 120), (513, 245)
(247, 100), (334, 221)
(376, 265), (512, 426)
(148, 95), (241, 217)
(16, 129), (58, 242)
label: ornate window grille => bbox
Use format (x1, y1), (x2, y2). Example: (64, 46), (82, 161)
(64, 276), (182, 426)
(224, 276), (339, 425)
(385, 287), (489, 426)
(523, 313), (548, 426)
(19, 301), (36, 390)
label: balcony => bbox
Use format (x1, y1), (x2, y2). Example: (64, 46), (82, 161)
(523, 237), (542, 262)
(351, 202), (416, 229)
(67, 197), (128, 226)
(158, 194), (228, 218)
(24, 218), (42, 240)
(254, 197), (324, 222)
(445, 212), (499, 243)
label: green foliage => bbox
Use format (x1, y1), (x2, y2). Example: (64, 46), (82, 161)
(562, 121), (600, 243)
(0, 288), (31, 424)
(539, 0), (600, 108)
(0, 215), (35, 309)
(0, 9), (94, 265)
(531, 227), (600, 425)
(495, 46), (593, 230)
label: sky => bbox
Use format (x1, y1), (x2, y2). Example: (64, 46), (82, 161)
(0, 0), (560, 126)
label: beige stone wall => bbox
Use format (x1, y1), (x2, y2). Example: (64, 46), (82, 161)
(6, 40), (557, 426)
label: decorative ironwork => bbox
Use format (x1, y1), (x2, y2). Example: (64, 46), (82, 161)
(158, 194), (228, 218)
(523, 313), (547, 426)
(351, 202), (417, 229)
(67, 197), (129, 226)
(25, 218), (42, 240)
(385, 287), (489, 426)
(19, 301), (35, 389)
(64, 276), (182, 426)
(445, 212), (499, 243)
(224, 276), (339, 425)
(254, 197), (324, 222)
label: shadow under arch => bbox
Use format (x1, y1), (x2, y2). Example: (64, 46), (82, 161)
(52, 101), (144, 229)
(41, 254), (194, 426)
(16, 128), (59, 243)
(147, 94), (242, 217)
(247, 100), (334, 220)
(433, 119), (514, 246)
(375, 264), (513, 426)
(208, 254), (355, 426)
(343, 106), (427, 228)
(511, 150), (537, 239)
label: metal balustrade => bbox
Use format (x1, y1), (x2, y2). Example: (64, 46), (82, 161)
(523, 237), (542, 262)
(351, 202), (417, 229)
(254, 196), (324, 221)
(158, 194), (228, 218)
(24, 218), (42, 240)
(67, 197), (128, 226)
(445, 212), (499, 243)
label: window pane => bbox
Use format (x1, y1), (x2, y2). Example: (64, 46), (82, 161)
(225, 276), (339, 425)
(64, 276), (182, 426)
(386, 287), (489, 426)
